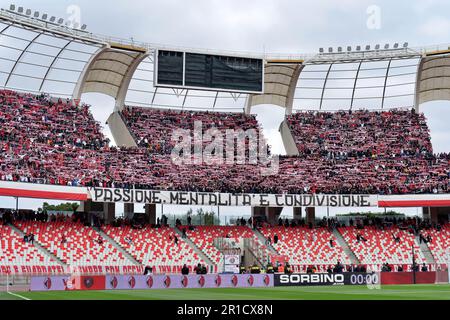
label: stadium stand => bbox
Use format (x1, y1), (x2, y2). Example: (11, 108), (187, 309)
(259, 226), (351, 265)
(421, 224), (450, 264)
(121, 106), (267, 155)
(103, 225), (206, 269)
(0, 224), (59, 269)
(15, 221), (133, 266)
(338, 225), (426, 265)
(287, 110), (432, 159)
(1, 89), (449, 195)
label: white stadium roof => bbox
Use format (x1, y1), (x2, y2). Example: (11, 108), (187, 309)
(1, 7), (450, 114)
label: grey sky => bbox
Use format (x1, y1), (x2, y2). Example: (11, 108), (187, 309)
(1, 0), (449, 218)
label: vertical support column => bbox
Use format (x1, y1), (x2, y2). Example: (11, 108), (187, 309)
(422, 207), (430, 221)
(266, 207), (283, 225)
(350, 60), (363, 110)
(103, 202), (115, 224)
(319, 63), (334, 110)
(145, 204), (156, 225)
(293, 207), (302, 221)
(124, 203), (134, 220)
(251, 207), (266, 219)
(80, 200), (95, 225)
(306, 207), (316, 226)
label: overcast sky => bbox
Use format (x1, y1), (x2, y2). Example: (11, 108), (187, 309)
(1, 0), (449, 218)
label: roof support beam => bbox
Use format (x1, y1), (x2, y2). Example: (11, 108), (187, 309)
(381, 58), (393, 109)
(4, 31), (44, 88)
(72, 45), (109, 100)
(319, 63), (333, 110)
(350, 60), (363, 110)
(38, 40), (73, 92)
(114, 52), (149, 111)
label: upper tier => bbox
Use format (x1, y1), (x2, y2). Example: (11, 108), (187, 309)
(1, 89), (449, 195)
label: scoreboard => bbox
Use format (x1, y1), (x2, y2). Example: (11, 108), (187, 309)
(155, 49), (264, 94)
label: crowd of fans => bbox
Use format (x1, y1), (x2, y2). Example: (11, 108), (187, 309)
(121, 106), (267, 156)
(0, 208), (88, 225)
(281, 110), (450, 194)
(1, 89), (449, 195)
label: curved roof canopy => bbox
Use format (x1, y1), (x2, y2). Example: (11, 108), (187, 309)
(1, 8), (450, 115)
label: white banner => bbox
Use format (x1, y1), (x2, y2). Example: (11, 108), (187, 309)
(88, 187), (378, 207)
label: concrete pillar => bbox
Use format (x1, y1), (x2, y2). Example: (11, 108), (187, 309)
(124, 203), (134, 220)
(80, 200), (103, 225)
(251, 207), (266, 219)
(306, 207), (316, 226)
(79, 200), (93, 212)
(293, 207), (302, 221)
(422, 207), (431, 221)
(267, 207), (283, 225)
(145, 204), (156, 225)
(425, 207), (450, 224)
(103, 202), (115, 224)
(252, 207), (283, 225)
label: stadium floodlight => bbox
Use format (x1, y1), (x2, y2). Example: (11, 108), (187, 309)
(9, 4), (15, 11)
(41, 13), (48, 20)
(403, 42), (409, 48)
(25, 9), (31, 16)
(347, 46), (351, 52)
(33, 11), (39, 18)
(365, 45), (371, 51)
(319, 48), (324, 53)
(49, 16), (56, 23)
(328, 47), (333, 53)
(338, 47), (342, 52)
(356, 45), (361, 51)
(375, 44), (380, 50)
(393, 43), (399, 49)
(57, 18), (64, 24)
(81, 24), (87, 31)
(384, 44), (389, 49)
(18, 6), (23, 13)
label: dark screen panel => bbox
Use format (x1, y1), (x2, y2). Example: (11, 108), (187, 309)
(157, 50), (183, 86)
(210, 55), (263, 92)
(185, 53), (263, 92)
(157, 50), (263, 92)
(184, 53), (210, 87)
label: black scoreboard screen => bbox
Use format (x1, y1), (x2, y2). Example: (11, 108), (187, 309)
(155, 50), (264, 93)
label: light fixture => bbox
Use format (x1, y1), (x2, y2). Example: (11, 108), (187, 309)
(57, 18), (64, 24)
(41, 13), (48, 20)
(338, 47), (342, 52)
(25, 8), (31, 15)
(328, 47), (333, 53)
(403, 42), (408, 48)
(365, 45), (371, 51)
(9, 4), (15, 11)
(393, 43), (399, 49)
(356, 46), (361, 51)
(18, 6), (23, 13)
(375, 44), (380, 50)
(347, 46), (351, 52)
(33, 11), (39, 18)
(49, 16), (56, 23)
(319, 48), (324, 53)
(81, 24), (87, 31)
(384, 44), (389, 49)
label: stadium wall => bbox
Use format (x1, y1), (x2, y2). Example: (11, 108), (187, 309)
(30, 274), (274, 291)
